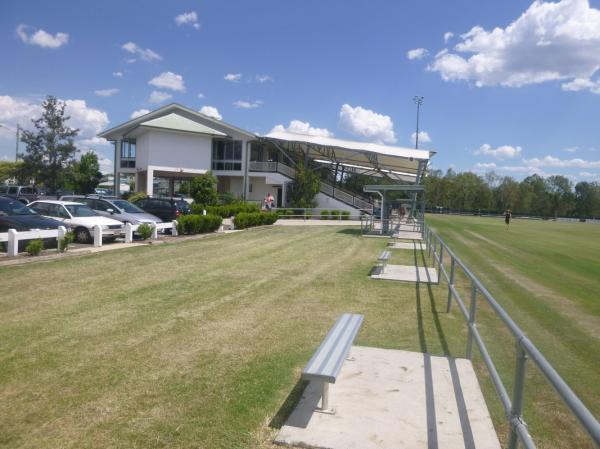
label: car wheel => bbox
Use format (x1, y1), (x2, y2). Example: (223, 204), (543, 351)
(75, 227), (91, 244)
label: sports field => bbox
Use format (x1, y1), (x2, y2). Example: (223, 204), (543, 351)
(426, 214), (600, 448)
(0, 222), (597, 448)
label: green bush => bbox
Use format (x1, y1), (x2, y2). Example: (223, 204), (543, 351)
(233, 212), (278, 229)
(128, 192), (147, 203)
(330, 210), (340, 220)
(58, 231), (74, 252)
(189, 172), (218, 205)
(176, 214), (223, 235)
(137, 223), (154, 240)
(321, 210), (330, 220)
(341, 211), (351, 220)
(25, 239), (44, 256)
(191, 202), (260, 218)
(276, 209), (294, 219)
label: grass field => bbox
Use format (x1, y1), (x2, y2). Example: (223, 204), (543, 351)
(0, 221), (597, 448)
(427, 215), (600, 449)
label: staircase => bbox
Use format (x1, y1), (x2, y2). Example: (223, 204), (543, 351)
(248, 161), (373, 212)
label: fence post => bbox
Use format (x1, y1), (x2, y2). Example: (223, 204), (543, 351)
(57, 226), (66, 252)
(93, 225), (102, 247)
(151, 225), (158, 240)
(124, 223), (133, 243)
(7, 229), (18, 257)
(438, 243), (445, 281)
(171, 220), (178, 236)
(446, 257), (456, 312)
(508, 343), (528, 449)
(466, 282), (478, 359)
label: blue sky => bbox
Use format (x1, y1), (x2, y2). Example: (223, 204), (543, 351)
(1, 0), (599, 181)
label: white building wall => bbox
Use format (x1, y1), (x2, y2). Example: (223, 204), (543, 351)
(146, 130), (212, 169)
(135, 132), (150, 169)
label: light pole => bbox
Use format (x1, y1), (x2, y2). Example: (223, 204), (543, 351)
(0, 123), (21, 162)
(413, 96), (424, 149)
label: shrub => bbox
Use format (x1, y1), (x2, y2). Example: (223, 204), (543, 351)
(137, 223), (154, 240)
(341, 211), (351, 220)
(321, 210), (330, 220)
(58, 231), (75, 252)
(277, 209), (294, 219)
(233, 212), (278, 229)
(189, 172), (218, 206)
(219, 192), (241, 205)
(128, 192), (147, 203)
(176, 214), (223, 235)
(25, 239), (44, 256)
(191, 202), (260, 218)
(330, 210), (340, 220)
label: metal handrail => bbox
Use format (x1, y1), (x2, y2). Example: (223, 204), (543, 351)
(423, 223), (600, 449)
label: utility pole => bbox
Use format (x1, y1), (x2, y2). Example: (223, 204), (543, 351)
(413, 96), (424, 149)
(0, 123), (21, 162)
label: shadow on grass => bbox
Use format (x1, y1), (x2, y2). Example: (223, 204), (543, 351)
(269, 379), (309, 429)
(336, 228), (363, 236)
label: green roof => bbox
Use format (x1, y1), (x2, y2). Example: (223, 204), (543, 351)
(140, 113), (228, 136)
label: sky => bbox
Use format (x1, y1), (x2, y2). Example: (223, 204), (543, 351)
(0, 0), (599, 182)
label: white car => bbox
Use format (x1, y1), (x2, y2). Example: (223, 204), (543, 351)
(28, 200), (124, 244)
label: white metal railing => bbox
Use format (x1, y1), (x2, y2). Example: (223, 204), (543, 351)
(333, 188), (353, 204)
(1, 227), (68, 257)
(248, 161), (278, 172)
(320, 182), (334, 196)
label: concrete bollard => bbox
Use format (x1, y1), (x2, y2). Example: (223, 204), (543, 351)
(124, 223), (133, 243)
(93, 225), (102, 247)
(7, 229), (18, 257)
(171, 220), (178, 237)
(57, 226), (66, 252)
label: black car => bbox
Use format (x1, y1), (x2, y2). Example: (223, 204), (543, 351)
(132, 197), (191, 222)
(0, 196), (65, 250)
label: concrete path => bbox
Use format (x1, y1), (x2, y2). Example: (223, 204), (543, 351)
(275, 219), (361, 226)
(371, 264), (439, 283)
(393, 231), (423, 240)
(276, 346), (501, 449)
(389, 242), (427, 250)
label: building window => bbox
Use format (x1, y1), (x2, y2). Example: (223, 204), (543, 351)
(212, 139), (242, 171)
(120, 139), (136, 168)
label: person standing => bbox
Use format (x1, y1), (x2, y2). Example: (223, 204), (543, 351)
(504, 209), (512, 230)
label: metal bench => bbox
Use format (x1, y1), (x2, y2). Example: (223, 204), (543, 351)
(302, 313), (364, 413)
(378, 250), (391, 272)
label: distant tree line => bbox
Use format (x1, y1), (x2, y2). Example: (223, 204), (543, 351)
(423, 169), (600, 219)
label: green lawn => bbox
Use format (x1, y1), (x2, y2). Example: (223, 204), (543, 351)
(0, 222), (597, 449)
(426, 215), (600, 449)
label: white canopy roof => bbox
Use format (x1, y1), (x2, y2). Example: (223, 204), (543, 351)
(137, 113), (227, 137)
(264, 131), (434, 182)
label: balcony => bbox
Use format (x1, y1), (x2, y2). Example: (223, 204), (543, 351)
(120, 158), (135, 169)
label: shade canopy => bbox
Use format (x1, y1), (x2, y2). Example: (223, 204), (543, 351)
(263, 131), (434, 183)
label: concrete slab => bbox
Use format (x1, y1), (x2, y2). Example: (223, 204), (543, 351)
(370, 264), (438, 283)
(388, 242), (427, 250)
(392, 231), (423, 240)
(275, 346), (501, 449)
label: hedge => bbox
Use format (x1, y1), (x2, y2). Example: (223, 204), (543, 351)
(233, 212), (278, 229)
(176, 214), (223, 235)
(190, 202), (260, 218)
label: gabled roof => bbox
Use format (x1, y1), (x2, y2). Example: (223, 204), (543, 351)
(139, 113), (227, 136)
(98, 103), (256, 140)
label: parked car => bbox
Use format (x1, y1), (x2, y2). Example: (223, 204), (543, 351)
(0, 196), (66, 250)
(61, 195), (161, 225)
(28, 200), (123, 244)
(0, 185), (43, 204)
(131, 197), (191, 222)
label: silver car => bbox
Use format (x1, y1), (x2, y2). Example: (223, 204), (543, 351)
(61, 196), (162, 225)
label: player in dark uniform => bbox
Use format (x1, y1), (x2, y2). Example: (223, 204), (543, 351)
(504, 209), (512, 230)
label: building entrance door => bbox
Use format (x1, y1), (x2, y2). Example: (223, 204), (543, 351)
(277, 187), (282, 207)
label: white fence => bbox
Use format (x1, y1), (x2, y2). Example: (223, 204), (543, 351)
(1, 221), (178, 257)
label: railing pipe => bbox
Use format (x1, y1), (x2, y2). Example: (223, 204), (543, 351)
(446, 258), (456, 312)
(466, 283), (478, 359)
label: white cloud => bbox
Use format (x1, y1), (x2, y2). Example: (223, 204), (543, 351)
(94, 88), (119, 97)
(411, 131), (432, 145)
(444, 32), (454, 43)
(197, 93), (205, 99)
(64, 99), (110, 142)
(561, 77), (600, 94)
(563, 146), (578, 153)
(523, 155), (600, 168)
(474, 162), (497, 170)
(175, 11), (200, 29)
(428, 0), (600, 92)
(122, 41), (162, 62)
(16, 24), (69, 48)
(148, 91), (172, 104)
(269, 120), (333, 138)
(407, 48), (429, 60)
(130, 109), (150, 119)
(112, 71), (124, 78)
(256, 74), (273, 83)
(474, 143), (522, 160)
(339, 104), (396, 144)
(149, 71), (185, 91)
(224, 73), (242, 82)
(199, 106), (222, 120)
(233, 100), (263, 109)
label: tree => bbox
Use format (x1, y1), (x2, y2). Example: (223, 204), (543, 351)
(18, 96), (79, 192)
(546, 175), (574, 218)
(495, 176), (520, 211)
(289, 161), (321, 208)
(0, 161), (19, 183)
(65, 151), (102, 194)
(190, 172), (218, 205)
(575, 182), (600, 218)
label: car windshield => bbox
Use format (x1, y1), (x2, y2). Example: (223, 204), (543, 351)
(112, 200), (145, 213)
(0, 200), (38, 216)
(176, 200), (191, 212)
(65, 204), (98, 217)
